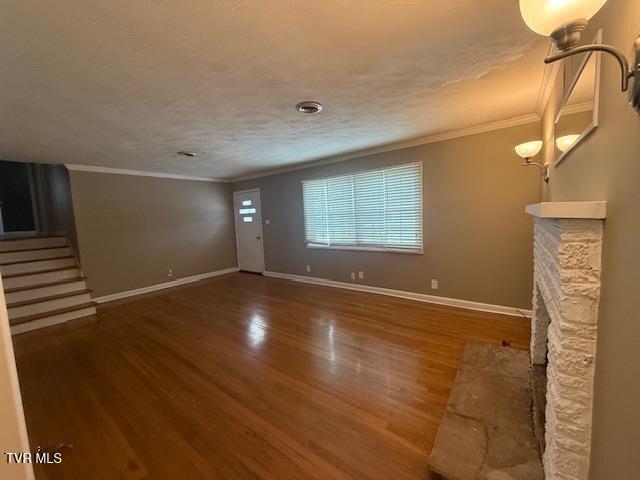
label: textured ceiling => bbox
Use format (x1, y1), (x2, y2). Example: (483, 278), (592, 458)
(0, 0), (548, 180)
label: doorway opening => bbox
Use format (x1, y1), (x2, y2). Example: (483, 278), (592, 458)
(233, 189), (265, 273)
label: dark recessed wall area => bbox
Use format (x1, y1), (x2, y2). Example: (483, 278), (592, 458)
(0, 160), (36, 232)
(0, 160), (76, 241)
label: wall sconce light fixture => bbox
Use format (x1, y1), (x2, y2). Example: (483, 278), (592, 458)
(519, 0), (640, 112)
(556, 134), (581, 152)
(515, 140), (550, 182)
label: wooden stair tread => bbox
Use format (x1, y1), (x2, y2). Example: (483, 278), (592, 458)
(0, 255), (74, 266)
(0, 233), (66, 243)
(8, 289), (93, 309)
(4, 277), (88, 294)
(2, 266), (79, 279)
(10, 302), (97, 326)
(0, 245), (69, 254)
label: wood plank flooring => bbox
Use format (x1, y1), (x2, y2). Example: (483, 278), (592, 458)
(11, 273), (531, 479)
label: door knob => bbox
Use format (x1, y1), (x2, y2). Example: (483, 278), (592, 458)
(256, 236), (261, 240)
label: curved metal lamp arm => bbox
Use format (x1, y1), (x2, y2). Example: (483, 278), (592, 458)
(522, 160), (550, 183)
(545, 44), (633, 92)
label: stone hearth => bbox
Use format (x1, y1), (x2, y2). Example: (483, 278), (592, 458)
(429, 342), (543, 479)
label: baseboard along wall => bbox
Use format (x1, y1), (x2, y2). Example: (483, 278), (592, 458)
(262, 271), (532, 318)
(94, 267), (531, 318)
(93, 267), (239, 304)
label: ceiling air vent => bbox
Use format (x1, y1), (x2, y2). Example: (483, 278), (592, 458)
(296, 101), (323, 114)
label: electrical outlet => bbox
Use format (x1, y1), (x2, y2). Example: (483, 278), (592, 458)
(351, 272), (356, 280)
(431, 279), (439, 290)
(306, 265), (311, 273)
(168, 268), (173, 279)
(358, 271), (364, 280)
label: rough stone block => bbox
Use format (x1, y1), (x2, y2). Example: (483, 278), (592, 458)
(558, 296), (599, 324)
(557, 242), (601, 272)
(547, 346), (594, 381)
(561, 282), (600, 298)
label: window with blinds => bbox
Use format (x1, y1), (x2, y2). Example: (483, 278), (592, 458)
(302, 162), (422, 253)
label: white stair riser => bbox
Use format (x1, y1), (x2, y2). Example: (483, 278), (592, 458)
(6, 280), (88, 304)
(11, 307), (97, 335)
(2, 268), (81, 290)
(0, 237), (67, 252)
(9, 293), (92, 320)
(0, 247), (72, 263)
(1, 257), (76, 276)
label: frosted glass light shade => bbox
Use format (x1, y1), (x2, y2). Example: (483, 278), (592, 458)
(515, 140), (543, 159)
(519, 0), (608, 36)
(556, 134), (581, 152)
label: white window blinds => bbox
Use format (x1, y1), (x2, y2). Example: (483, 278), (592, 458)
(302, 163), (422, 252)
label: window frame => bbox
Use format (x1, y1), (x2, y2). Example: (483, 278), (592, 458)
(301, 162), (423, 255)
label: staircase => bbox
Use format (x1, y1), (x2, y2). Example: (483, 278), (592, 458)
(0, 235), (96, 335)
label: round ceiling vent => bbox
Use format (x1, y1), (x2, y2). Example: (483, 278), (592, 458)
(296, 101), (323, 114)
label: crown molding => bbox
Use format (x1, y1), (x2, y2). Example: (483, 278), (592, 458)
(560, 101), (594, 116)
(231, 112), (540, 182)
(66, 111), (543, 184)
(65, 164), (230, 182)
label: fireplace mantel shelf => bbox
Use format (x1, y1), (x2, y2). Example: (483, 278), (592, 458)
(525, 201), (607, 219)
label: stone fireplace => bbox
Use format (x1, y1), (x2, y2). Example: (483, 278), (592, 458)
(526, 202), (606, 480)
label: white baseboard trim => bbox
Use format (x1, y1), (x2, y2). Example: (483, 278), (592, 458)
(263, 271), (532, 318)
(93, 267), (239, 304)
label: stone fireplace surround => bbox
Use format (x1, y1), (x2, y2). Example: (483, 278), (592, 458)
(526, 202), (606, 480)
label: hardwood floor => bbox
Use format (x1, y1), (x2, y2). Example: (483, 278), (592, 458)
(11, 273), (531, 479)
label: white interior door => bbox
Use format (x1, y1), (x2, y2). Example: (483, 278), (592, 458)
(233, 189), (265, 273)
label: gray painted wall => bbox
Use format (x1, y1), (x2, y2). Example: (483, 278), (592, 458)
(540, 1), (640, 476)
(69, 172), (237, 297)
(234, 121), (541, 310)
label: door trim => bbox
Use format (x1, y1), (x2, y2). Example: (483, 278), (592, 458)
(232, 188), (265, 273)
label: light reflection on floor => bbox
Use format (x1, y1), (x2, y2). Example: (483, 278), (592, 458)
(247, 313), (267, 347)
(328, 324), (336, 366)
